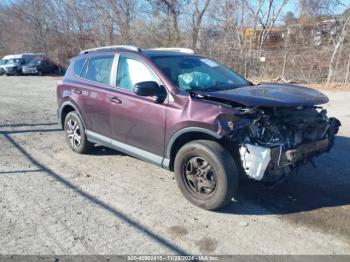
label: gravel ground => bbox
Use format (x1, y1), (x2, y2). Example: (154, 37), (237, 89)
(0, 76), (350, 255)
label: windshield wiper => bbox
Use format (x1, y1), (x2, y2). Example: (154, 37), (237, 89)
(189, 91), (206, 98)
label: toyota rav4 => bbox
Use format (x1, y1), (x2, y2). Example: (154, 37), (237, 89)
(57, 45), (341, 210)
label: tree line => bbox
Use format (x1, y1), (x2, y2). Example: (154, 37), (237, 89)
(0, 0), (349, 83)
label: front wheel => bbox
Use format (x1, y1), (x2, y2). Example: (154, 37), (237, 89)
(64, 112), (93, 154)
(174, 140), (239, 210)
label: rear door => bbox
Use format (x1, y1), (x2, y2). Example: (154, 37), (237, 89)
(72, 53), (117, 138)
(108, 54), (168, 158)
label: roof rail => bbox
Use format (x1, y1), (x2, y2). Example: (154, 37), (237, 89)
(150, 48), (195, 54)
(80, 45), (140, 54)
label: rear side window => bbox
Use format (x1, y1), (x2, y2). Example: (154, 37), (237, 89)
(81, 55), (114, 85)
(74, 58), (86, 76)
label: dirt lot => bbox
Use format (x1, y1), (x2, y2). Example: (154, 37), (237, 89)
(0, 76), (350, 255)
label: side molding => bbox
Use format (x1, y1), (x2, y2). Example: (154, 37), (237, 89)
(86, 130), (164, 167)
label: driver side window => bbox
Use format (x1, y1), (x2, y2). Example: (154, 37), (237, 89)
(116, 56), (158, 91)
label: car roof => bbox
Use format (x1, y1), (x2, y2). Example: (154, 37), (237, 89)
(76, 49), (202, 61)
(2, 54), (22, 59)
(2, 53), (41, 60)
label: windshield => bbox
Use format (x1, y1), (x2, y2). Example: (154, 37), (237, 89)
(0, 59), (8, 65)
(28, 59), (42, 66)
(151, 56), (250, 92)
(7, 58), (21, 65)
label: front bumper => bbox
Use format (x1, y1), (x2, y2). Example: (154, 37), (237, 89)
(271, 138), (329, 167)
(239, 116), (340, 182)
(240, 138), (331, 181)
(4, 67), (20, 75)
(22, 67), (38, 74)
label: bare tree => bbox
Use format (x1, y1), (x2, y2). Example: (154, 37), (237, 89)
(327, 14), (350, 83)
(191, 0), (211, 51)
(101, 0), (135, 44)
(0, 0), (348, 83)
(208, 0), (241, 48)
(245, 0), (289, 56)
(299, 0), (346, 17)
(8, 0), (56, 53)
(147, 0), (186, 45)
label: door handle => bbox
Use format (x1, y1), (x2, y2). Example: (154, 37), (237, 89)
(74, 88), (82, 94)
(109, 96), (122, 104)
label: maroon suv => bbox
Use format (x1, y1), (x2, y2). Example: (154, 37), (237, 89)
(57, 46), (340, 210)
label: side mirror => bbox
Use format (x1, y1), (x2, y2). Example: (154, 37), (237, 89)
(133, 81), (162, 97)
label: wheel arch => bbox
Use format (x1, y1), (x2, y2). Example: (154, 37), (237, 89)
(165, 128), (223, 171)
(59, 101), (85, 129)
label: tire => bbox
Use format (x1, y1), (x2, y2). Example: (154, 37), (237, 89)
(174, 140), (239, 210)
(64, 111), (93, 154)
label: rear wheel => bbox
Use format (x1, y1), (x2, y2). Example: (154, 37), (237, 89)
(174, 140), (239, 210)
(64, 112), (93, 154)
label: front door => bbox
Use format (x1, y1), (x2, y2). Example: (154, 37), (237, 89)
(108, 54), (167, 160)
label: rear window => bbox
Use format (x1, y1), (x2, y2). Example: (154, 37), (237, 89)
(81, 55), (114, 85)
(74, 58), (86, 76)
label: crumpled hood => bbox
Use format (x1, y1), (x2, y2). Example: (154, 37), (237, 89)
(197, 83), (329, 107)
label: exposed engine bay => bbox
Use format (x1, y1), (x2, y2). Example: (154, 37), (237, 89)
(230, 106), (341, 183)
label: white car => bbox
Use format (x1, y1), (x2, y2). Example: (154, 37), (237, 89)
(2, 53), (38, 75)
(0, 54), (14, 75)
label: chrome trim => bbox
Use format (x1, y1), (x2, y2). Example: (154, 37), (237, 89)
(86, 130), (164, 167)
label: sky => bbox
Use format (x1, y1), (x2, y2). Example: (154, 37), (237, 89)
(1, 0), (349, 16)
(282, 0), (350, 16)
(284, 0), (298, 14)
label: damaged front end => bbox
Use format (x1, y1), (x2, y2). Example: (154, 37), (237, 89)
(229, 106), (341, 183)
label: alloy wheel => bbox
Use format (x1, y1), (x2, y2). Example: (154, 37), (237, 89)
(66, 118), (81, 148)
(183, 156), (217, 197)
